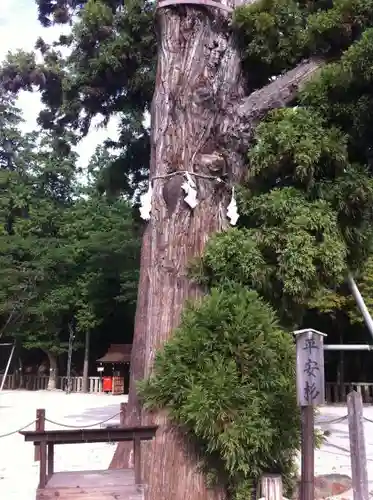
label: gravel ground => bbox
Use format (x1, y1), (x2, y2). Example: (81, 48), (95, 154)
(1, 391), (373, 499)
(0, 390), (126, 500)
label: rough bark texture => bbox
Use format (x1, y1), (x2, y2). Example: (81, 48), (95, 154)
(110, 3), (323, 499)
(111, 2), (245, 478)
(143, 9), (246, 499)
(222, 59), (321, 151)
(45, 350), (58, 391)
(82, 329), (90, 393)
(112, 5), (245, 498)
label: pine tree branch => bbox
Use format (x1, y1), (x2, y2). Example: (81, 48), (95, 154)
(237, 59), (322, 120)
(220, 59), (322, 154)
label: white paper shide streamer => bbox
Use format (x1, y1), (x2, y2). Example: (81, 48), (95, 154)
(181, 172), (198, 209)
(227, 187), (239, 226)
(139, 172), (237, 222)
(139, 183), (153, 221)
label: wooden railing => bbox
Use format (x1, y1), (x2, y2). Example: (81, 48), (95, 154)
(325, 382), (373, 404)
(0, 374), (50, 391)
(1, 374), (372, 402)
(20, 404), (157, 491)
(59, 375), (102, 393)
(21, 426), (158, 489)
(0, 374), (103, 393)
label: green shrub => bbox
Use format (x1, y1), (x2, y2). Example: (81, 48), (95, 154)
(139, 286), (300, 499)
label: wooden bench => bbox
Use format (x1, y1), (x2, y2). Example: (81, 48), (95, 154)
(20, 425), (158, 490)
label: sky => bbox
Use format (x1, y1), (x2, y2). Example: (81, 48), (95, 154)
(0, 0), (119, 170)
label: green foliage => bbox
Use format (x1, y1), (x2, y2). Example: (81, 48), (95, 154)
(233, 0), (308, 89)
(312, 256), (373, 325)
(0, 94), (140, 353)
(3, 0), (373, 200)
(248, 108), (348, 194)
(0, 0), (154, 198)
(140, 287), (299, 499)
(197, 188), (347, 324)
(234, 0), (373, 90)
(2, 0), (155, 128)
(0, 192), (140, 351)
(301, 28), (373, 168)
(66, 0), (155, 125)
(246, 107), (373, 267)
(305, 0), (373, 57)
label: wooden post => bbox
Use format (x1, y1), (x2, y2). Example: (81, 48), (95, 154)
(294, 329), (327, 500)
(347, 391), (369, 500)
(120, 402), (127, 427)
(260, 474), (283, 500)
(47, 443), (54, 479)
(39, 437), (47, 488)
(34, 409), (45, 462)
(134, 437), (141, 485)
(301, 406), (314, 500)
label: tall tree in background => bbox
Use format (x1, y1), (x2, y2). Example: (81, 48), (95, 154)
(0, 92), (42, 341)
(0, 0), (154, 198)
(0, 88), (140, 389)
(4, 1), (373, 499)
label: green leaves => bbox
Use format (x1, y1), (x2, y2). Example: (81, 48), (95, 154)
(0, 191), (140, 349)
(248, 108), (348, 193)
(140, 287), (299, 499)
(305, 0), (373, 56)
(234, 0), (308, 88)
(234, 0), (373, 90)
(301, 29), (373, 166)
(196, 102), (357, 320)
(245, 102), (373, 270)
(0, 93), (140, 351)
(199, 189), (347, 322)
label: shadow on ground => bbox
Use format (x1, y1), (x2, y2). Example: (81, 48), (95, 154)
(66, 403), (122, 426)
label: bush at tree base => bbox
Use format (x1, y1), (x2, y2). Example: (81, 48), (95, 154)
(139, 287), (300, 499)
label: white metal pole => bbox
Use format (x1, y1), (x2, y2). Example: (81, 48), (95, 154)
(0, 342), (16, 392)
(324, 344), (373, 351)
(347, 274), (373, 340)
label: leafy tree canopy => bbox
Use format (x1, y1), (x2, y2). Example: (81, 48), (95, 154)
(0, 93), (140, 359)
(3, 0), (373, 201)
(0, 0), (154, 198)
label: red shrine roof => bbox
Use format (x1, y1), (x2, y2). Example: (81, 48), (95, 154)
(97, 344), (132, 364)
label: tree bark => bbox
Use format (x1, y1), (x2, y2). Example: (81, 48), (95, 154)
(110, 3), (323, 499)
(222, 59), (321, 149)
(112, 6), (245, 498)
(82, 329), (90, 393)
(44, 350), (58, 391)
(142, 8), (245, 499)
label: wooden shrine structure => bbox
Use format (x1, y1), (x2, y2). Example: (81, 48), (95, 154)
(96, 344), (132, 395)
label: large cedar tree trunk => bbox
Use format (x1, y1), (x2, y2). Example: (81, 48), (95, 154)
(111, 8), (245, 497)
(110, 3), (321, 500)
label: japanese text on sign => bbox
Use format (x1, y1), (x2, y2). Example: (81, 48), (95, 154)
(295, 329), (326, 406)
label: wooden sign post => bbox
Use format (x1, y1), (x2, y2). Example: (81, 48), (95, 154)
(294, 329), (327, 500)
(347, 391), (369, 500)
